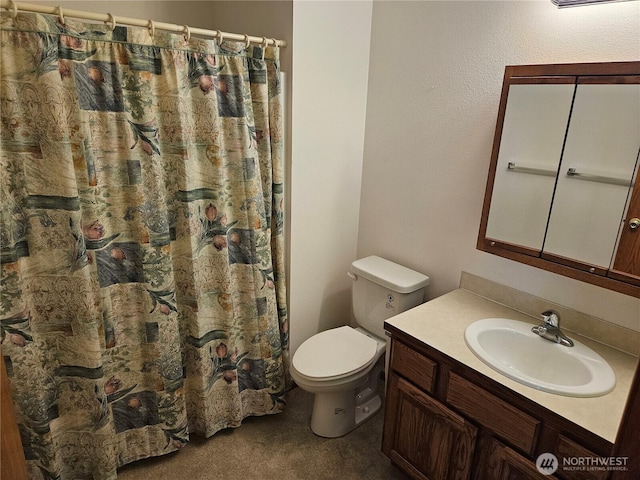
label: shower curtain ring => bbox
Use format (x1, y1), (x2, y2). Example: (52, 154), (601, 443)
(243, 34), (251, 49)
(147, 19), (155, 37)
(216, 30), (224, 43)
(271, 38), (278, 48)
(261, 36), (269, 48)
(8, 0), (18, 18)
(106, 13), (116, 31)
(57, 5), (65, 24)
(183, 25), (191, 42)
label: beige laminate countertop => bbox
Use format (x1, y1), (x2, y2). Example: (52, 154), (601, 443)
(384, 288), (638, 444)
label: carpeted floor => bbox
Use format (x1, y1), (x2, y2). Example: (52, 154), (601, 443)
(117, 385), (409, 480)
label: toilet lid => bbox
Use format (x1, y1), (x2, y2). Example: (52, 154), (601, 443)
(292, 326), (378, 379)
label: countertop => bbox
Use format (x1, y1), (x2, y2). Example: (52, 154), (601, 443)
(384, 288), (638, 444)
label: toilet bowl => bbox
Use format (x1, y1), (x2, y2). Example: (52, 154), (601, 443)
(290, 326), (387, 438)
(291, 256), (430, 438)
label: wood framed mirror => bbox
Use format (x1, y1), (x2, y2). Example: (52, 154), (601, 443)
(478, 62), (640, 298)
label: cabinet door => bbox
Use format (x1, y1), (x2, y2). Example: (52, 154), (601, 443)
(543, 79), (640, 271)
(555, 435), (611, 480)
(498, 447), (555, 480)
(611, 176), (640, 285)
(1, 357), (29, 480)
(385, 376), (477, 480)
(476, 436), (556, 480)
(485, 80), (574, 252)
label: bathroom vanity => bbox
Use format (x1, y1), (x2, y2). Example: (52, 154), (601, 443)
(381, 275), (638, 480)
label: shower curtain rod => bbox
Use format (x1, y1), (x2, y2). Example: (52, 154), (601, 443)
(0, 0), (287, 47)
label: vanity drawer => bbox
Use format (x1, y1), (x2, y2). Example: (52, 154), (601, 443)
(555, 435), (610, 480)
(446, 372), (541, 455)
(391, 341), (437, 394)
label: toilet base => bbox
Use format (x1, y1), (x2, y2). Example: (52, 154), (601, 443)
(355, 394), (382, 426)
(309, 358), (384, 438)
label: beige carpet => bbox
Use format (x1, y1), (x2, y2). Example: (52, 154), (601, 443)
(117, 385), (409, 480)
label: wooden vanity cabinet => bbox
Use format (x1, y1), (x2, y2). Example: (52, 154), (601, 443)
(382, 329), (612, 480)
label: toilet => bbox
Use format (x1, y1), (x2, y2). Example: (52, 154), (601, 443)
(291, 255), (430, 437)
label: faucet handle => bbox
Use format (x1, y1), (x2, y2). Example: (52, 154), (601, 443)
(541, 309), (560, 328)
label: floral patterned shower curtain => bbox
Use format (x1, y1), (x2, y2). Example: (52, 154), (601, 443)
(0, 12), (289, 480)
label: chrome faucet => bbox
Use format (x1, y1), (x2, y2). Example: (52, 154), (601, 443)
(531, 310), (574, 347)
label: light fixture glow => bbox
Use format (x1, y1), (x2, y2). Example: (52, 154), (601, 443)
(551, 0), (635, 7)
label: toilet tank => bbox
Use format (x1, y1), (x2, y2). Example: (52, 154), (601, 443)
(350, 256), (430, 339)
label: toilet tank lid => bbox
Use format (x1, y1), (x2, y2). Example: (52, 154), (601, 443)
(351, 256), (430, 293)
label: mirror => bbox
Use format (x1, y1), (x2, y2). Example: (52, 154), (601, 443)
(478, 62), (640, 298)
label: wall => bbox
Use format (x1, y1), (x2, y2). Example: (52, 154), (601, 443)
(38, 0), (215, 26)
(289, 0), (373, 353)
(193, 2), (293, 78)
(359, 0), (640, 331)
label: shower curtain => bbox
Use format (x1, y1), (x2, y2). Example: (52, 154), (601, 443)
(0, 12), (288, 480)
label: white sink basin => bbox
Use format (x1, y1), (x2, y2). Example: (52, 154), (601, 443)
(464, 318), (616, 397)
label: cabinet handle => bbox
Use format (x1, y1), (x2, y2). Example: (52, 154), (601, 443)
(630, 218), (640, 230)
(566, 168), (632, 187)
(507, 162), (556, 177)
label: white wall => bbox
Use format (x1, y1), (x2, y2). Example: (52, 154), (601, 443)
(289, 0), (373, 353)
(195, 2), (293, 77)
(37, 1), (215, 26)
(359, 0), (640, 331)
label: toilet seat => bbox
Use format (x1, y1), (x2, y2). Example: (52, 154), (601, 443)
(292, 326), (378, 381)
